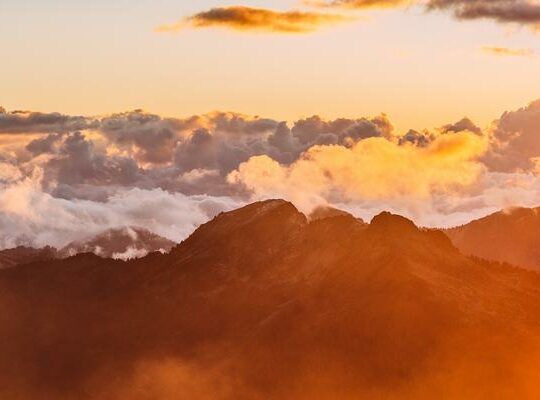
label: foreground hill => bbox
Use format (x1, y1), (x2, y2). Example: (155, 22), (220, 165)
(1, 200), (540, 399)
(447, 206), (540, 271)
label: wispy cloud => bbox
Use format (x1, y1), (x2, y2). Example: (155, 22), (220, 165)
(155, 6), (353, 34)
(304, 0), (412, 9)
(428, 0), (540, 26)
(481, 46), (534, 57)
(311, 0), (540, 28)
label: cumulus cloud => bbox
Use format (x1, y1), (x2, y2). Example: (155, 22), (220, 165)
(482, 46), (535, 57)
(483, 99), (540, 173)
(442, 117), (482, 135)
(3, 99), (540, 247)
(228, 131), (488, 212)
(155, 6), (353, 34)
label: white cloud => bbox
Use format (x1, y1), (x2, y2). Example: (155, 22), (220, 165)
(0, 170), (243, 249)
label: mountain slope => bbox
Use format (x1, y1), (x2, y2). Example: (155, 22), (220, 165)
(2, 200), (540, 399)
(447, 206), (540, 271)
(0, 246), (58, 269)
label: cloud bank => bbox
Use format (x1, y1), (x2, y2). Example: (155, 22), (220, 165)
(228, 131), (487, 211)
(0, 169), (241, 249)
(2, 98), (540, 247)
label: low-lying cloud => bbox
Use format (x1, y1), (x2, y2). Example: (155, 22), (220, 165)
(0, 168), (242, 249)
(2, 98), (540, 247)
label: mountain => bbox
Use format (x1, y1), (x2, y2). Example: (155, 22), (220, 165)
(0, 246), (57, 269)
(446, 206), (540, 271)
(59, 226), (175, 260)
(0, 227), (174, 268)
(308, 205), (362, 222)
(1, 200), (540, 399)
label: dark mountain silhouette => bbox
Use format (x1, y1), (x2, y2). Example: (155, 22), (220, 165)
(59, 226), (175, 260)
(308, 205), (362, 222)
(447, 206), (540, 271)
(0, 246), (58, 269)
(2, 200), (540, 399)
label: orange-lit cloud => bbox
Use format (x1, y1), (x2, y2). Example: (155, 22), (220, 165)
(305, 0), (413, 9)
(228, 132), (488, 212)
(3, 99), (540, 241)
(482, 46), (535, 57)
(155, 6), (353, 34)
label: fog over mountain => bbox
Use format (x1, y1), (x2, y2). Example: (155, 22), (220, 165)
(2, 200), (540, 399)
(59, 226), (175, 260)
(0, 227), (175, 267)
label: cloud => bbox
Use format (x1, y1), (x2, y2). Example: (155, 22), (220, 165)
(3, 99), (540, 246)
(305, 0), (412, 9)
(228, 131), (488, 214)
(155, 6), (353, 34)
(0, 109), (97, 134)
(482, 46), (535, 57)
(0, 169), (242, 249)
(312, 0), (540, 27)
(428, 0), (540, 26)
(441, 117), (482, 135)
(0, 162), (23, 184)
(483, 99), (540, 173)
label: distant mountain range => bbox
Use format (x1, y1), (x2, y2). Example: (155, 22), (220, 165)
(2, 200), (540, 399)
(0, 227), (174, 268)
(0, 246), (57, 269)
(447, 206), (540, 271)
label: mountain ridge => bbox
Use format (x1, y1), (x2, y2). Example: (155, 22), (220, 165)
(447, 206), (540, 271)
(2, 200), (540, 399)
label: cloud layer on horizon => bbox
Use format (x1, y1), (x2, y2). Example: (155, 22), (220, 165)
(1, 98), (540, 248)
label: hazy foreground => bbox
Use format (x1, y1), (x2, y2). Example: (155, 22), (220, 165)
(2, 200), (540, 399)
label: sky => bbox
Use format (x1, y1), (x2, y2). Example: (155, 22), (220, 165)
(2, 0), (540, 132)
(1, 0), (540, 249)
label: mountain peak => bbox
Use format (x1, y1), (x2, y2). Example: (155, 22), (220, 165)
(308, 205), (359, 222)
(370, 211), (418, 232)
(176, 199), (307, 256)
(208, 199), (304, 229)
